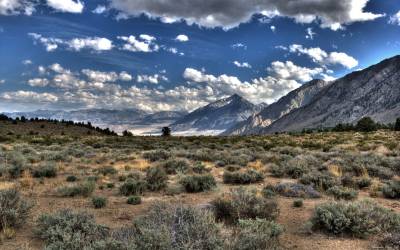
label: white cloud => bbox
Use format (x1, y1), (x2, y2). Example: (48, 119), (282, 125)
(231, 43), (247, 50)
(92, 5), (107, 14)
(29, 33), (113, 52)
(175, 34), (189, 42)
(284, 44), (358, 69)
(268, 61), (324, 82)
(81, 69), (132, 82)
(46, 0), (84, 14)
(109, 0), (383, 30)
(1, 91), (58, 103)
(270, 25), (276, 32)
(67, 37), (113, 51)
(305, 27), (316, 40)
(233, 61), (252, 69)
(117, 35), (159, 52)
(0, 79), (5, 84)
(389, 11), (400, 25)
(28, 78), (49, 87)
(22, 59), (32, 65)
(137, 74), (168, 84)
(0, 0), (35, 16)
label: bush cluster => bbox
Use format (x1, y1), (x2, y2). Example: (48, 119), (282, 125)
(223, 169), (264, 185)
(212, 188), (279, 224)
(179, 174), (216, 193)
(273, 183), (321, 198)
(0, 189), (32, 231)
(32, 162), (57, 178)
(145, 166), (168, 191)
(327, 186), (358, 200)
(382, 180), (400, 199)
(311, 200), (400, 238)
(143, 150), (170, 162)
(159, 158), (190, 174)
(92, 196), (107, 209)
(127, 196), (141, 205)
(57, 181), (96, 197)
(119, 178), (147, 196)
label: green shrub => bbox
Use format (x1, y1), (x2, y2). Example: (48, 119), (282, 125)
(0, 189), (32, 230)
(273, 182), (321, 198)
(300, 171), (338, 190)
(311, 200), (400, 238)
(35, 210), (111, 250)
(92, 196), (107, 209)
(127, 196), (141, 205)
(262, 185), (277, 198)
(130, 202), (223, 249)
(382, 180), (400, 199)
(180, 174), (216, 193)
(231, 219), (283, 250)
(192, 162), (209, 174)
(57, 181), (96, 197)
(212, 188), (279, 224)
(119, 179), (147, 196)
(381, 232), (400, 249)
(146, 166), (168, 191)
(357, 178), (372, 189)
(32, 162), (57, 178)
(293, 199), (304, 208)
(159, 159), (190, 174)
(327, 186), (358, 200)
(355, 117), (377, 132)
(143, 150), (170, 162)
(223, 169), (264, 185)
(66, 175), (77, 182)
(98, 166), (117, 176)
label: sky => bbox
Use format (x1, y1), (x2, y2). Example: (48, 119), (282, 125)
(0, 0), (400, 113)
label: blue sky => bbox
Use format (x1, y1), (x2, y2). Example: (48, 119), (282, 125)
(0, 0), (400, 112)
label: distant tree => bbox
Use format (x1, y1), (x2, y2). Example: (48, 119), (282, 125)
(0, 114), (9, 121)
(355, 117), (377, 132)
(122, 130), (134, 137)
(395, 118), (400, 131)
(162, 127), (171, 137)
(20, 116), (27, 123)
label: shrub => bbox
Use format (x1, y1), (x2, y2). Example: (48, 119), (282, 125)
(395, 118), (400, 131)
(57, 181), (96, 197)
(382, 180), (400, 199)
(192, 162), (209, 174)
(274, 183), (321, 198)
(223, 169), (264, 185)
(98, 166), (117, 176)
(327, 186), (358, 200)
(381, 232), (400, 249)
(119, 179), (147, 196)
(159, 159), (190, 174)
(231, 219), (283, 250)
(92, 196), (107, 209)
(32, 162), (57, 178)
(293, 199), (304, 208)
(0, 189), (32, 230)
(143, 150), (170, 162)
(311, 200), (400, 238)
(129, 202), (223, 249)
(35, 210), (111, 250)
(66, 175), (77, 182)
(357, 178), (372, 189)
(127, 196), (141, 205)
(262, 185), (276, 198)
(5, 152), (27, 179)
(146, 166), (168, 191)
(300, 171), (338, 190)
(212, 188), (279, 224)
(180, 174), (216, 193)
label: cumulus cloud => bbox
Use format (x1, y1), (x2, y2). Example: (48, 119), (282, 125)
(137, 74), (168, 84)
(28, 78), (49, 87)
(0, 0), (35, 16)
(82, 69), (132, 82)
(270, 25), (276, 32)
(233, 61), (252, 68)
(389, 11), (400, 25)
(28, 33), (113, 52)
(283, 44), (358, 69)
(0, 79), (5, 84)
(109, 0), (383, 30)
(175, 34), (189, 42)
(22, 59), (32, 65)
(92, 5), (107, 14)
(117, 35), (159, 52)
(268, 61), (323, 82)
(46, 0), (84, 13)
(1, 91), (58, 103)
(231, 43), (247, 50)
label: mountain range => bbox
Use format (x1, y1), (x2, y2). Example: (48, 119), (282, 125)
(4, 55), (400, 135)
(171, 94), (265, 135)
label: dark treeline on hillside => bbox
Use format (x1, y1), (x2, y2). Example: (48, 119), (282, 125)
(0, 114), (117, 136)
(300, 117), (400, 134)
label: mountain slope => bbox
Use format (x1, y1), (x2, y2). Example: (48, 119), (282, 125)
(171, 94), (262, 134)
(262, 55), (400, 133)
(224, 79), (330, 135)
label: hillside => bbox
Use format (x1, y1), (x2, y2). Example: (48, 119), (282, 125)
(263, 55), (400, 133)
